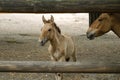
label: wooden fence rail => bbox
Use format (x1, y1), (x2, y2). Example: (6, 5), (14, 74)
(0, 0), (120, 74)
(0, 61), (120, 73)
(0, 0), (120, 13)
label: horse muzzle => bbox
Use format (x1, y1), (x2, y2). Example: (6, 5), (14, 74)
(86, 32), (95, 40)
(39, 38), (48, 46)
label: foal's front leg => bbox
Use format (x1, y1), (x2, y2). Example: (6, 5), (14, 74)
(55, 73), (63, 80)
(51, 56), (63, 80)
(50, 55), (57, 61)
(55, 55), (65, 80)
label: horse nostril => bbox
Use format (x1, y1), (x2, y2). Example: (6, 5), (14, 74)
(39, 38), (48, 46)
(86, 32), (89, 36)
(40, 41), (43, 43)
(86, 32), (90, 38)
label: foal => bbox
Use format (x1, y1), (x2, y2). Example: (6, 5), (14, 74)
(39, 15), (76, 80)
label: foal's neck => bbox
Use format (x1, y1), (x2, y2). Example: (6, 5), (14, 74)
(50, 31), (63, 48)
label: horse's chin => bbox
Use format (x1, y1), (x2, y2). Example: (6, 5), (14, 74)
(88, 36), (95, 40)
(40, 42), (46, 46)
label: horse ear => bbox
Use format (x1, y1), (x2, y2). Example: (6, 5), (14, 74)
(51, 15), (54, 22)
(42, 15), (47, 23)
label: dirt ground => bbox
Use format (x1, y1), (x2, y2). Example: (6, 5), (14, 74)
(0, 13), (120, 80)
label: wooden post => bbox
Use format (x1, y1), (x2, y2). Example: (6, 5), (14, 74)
(0, 61), (120, 73)
(0, 0), (120, 13)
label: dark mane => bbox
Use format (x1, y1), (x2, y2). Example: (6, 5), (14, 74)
(46, 20), (61, 34)
(53, 23), (61, 34)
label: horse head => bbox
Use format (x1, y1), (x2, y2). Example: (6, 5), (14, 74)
(39, 15), (61, 46)
(87, 13), (112, 40)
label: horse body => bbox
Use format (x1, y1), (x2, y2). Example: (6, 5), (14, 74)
(39, 15), (76, 80)
(87, 13), (120, 40)
(48, 34), (76, 62)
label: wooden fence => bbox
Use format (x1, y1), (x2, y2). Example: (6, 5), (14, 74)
(0, 0), (120, 73)
(0, 0), (120, 13)
(0, 61), (120, 73)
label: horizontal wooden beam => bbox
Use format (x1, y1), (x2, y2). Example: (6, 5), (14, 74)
(0, 0), (120, 13)
(0, 61), (120, 73)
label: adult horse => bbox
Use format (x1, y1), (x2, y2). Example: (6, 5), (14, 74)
(87, 13), (120, 40)
(39, 15), (76, 80)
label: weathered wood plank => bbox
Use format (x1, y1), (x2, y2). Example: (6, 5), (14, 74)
(0, 61), (120, 73)
(0, 0), (120, 13)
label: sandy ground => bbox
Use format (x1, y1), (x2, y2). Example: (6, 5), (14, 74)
(0, 13), (120, 80)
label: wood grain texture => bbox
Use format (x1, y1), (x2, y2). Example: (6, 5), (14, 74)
(0, 0), (120, 13)
(0, 61), (120, 73)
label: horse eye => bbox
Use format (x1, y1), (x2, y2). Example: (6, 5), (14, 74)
(98, 18), (102, 21)
(48, 29), (51, 31)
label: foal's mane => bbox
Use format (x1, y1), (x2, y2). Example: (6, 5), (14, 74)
(53, 23), (61, 34)
(46, 20), (61, 34)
